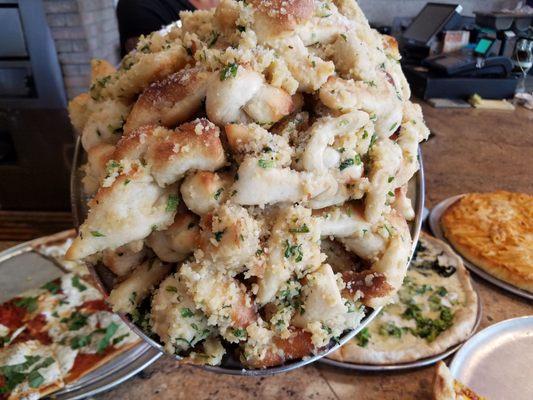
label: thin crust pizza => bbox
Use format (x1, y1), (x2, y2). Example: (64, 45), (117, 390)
(0, 238), (140, 399)
(433, 361), (487, 400)
(441, 191), (533, 293)
(328, 233), (478, 364)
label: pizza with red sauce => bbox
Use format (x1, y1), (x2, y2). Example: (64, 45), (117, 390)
(0, 238), (140, 400)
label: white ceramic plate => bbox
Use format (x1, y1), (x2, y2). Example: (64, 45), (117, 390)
(450, 316), (533, 400)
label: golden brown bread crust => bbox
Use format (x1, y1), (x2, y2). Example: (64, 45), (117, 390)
(329, 233), (478, 364)
(123, 68), (210, 134)
(442, 191), (533, 293)
(91, 59), (116, 82)
(250, 0), (314, 29)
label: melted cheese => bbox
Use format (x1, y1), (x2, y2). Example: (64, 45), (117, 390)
(361, 236), (466, 350)
(60, 273), (102, 309)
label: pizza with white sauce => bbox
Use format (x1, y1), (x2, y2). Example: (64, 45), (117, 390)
(328, 232), (478, 364)
(0, 236), (140, 399)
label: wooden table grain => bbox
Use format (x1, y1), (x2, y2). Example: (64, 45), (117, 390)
(1, 105), (532, 400)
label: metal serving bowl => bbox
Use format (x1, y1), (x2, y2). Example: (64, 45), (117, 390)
(70, 137), (425, 376)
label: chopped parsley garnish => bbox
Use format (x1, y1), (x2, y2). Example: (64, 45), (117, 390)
(90, 231), (105, 237)
(338, 119), (349, 127)
(61, 312), (88, 331)
(97, 322), (119, 353)
(0, 355), (43, 393)
(289, 224), (310, 234)
(220, 63), (238, 81)
(388, 176), (394, 183)
(70, 334), (92, 349)
(415, 284), (432, 295)
(13, 297), (38, 313)
(207, 31), (219, 48)
(129, 292), (137, 305)
(214, 188), (224, 200)
(180, 308), (194, 318)
(340, 155), (361, 171)
(390, 122), (398, 132)
(379, 322), (406, 338)
(139, 43), (151, 53)
(28, 357), (55, 388)
(41, 280), (60, 294)
(71, 275), (87, 292)
(283, 240), (303, 262)
(166, 286), (178, 293)
(258, 159), (275, 169)
(364, 80), (377, 87)
(214, 230), (226, 242)
(388, 191), (395, 197)
(369, 133), (378, 148)
(340, 33), (347, 41)
(232, 328), (246, 338)
(112, 333), (129, 345)
(355, 328), (371, 347)
(166, 194), (180, 212)
(401, 302), (454, 343)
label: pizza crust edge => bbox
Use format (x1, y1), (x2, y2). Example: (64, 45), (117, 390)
(328, 233), (478, 364)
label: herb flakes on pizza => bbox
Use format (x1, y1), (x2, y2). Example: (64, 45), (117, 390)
(0, 239), (140, 399)
(329, 233), (478, 364)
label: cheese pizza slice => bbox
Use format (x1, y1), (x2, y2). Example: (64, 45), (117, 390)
(433, 361), (487, 400)
(0, 340), (64, 400)
(1, 267), (140, 398)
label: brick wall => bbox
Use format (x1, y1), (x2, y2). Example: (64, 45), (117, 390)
(43, 0), (120, 100)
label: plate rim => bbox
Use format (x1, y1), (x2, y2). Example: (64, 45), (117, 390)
(428, 195), (533, 301)
(319, 281), (484, 372)
(449, 316), (533, 387)
(0, 233), (162, 399)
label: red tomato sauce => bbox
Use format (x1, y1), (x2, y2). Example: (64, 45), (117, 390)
(79, 300), (109, 313)
(11, 314), (52, 345)
(0, 301), (27, 331)
(66, 349), (112, 382)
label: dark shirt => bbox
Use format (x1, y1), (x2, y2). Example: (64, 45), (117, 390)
(117, 0), (194, 56)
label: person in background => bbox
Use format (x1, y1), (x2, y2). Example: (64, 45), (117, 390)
(117, 0), (219, 56)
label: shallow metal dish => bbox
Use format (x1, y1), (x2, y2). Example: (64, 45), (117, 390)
(0, 232), (162, 399)
(450, 316), (533, 400)
(429, 195), (533, 301)
(320, 283), (483, 371)
(71, 137), (425, 376)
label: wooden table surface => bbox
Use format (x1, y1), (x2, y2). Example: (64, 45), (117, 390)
(1, 105), (532, 399)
